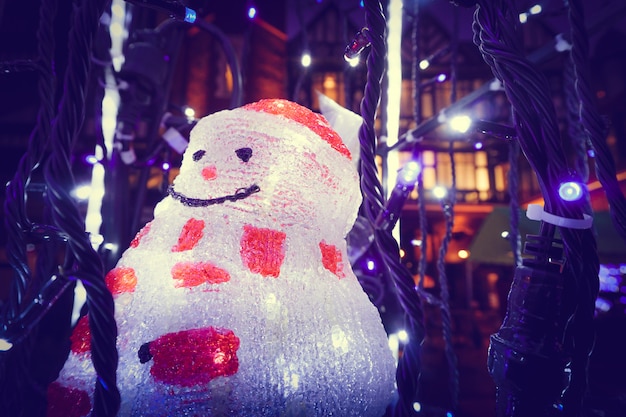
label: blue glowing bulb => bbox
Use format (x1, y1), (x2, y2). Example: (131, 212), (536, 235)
(184, 7), (197, 23)
(558, 181), (583, 202)
(366, 259), (376, 271)
(247, 6), (257, 19)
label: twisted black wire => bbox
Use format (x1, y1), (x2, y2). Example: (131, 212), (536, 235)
(410, 1), (428, 297)
(359, 1), (425, 415)
(474, 2), (599, 416)
(564, 57), (590, 182)
(563, 1), (607, 412)
(507, 139), (521, 267)
(433, 7), (461, 408)
(436, 198), (459, 411)
(567, 0), (626, 244)
(1, 1), (60, 412)
(0, 59), (38, 74)
(2, 0), (58, 320)
(42, 0), (120, 415)
(359, 0), (386, 223)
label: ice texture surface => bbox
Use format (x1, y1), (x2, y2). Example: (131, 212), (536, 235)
(53, 99), (396, 416)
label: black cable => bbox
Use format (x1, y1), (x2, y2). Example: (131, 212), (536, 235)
(508, 139), (521, 267)
(1, 0), (60, 413)
(42, 0), (120, 415)
(358, 1), (425, 416)
(473, 1), (599, 416)
(567, 0), (626, 244)
(192, 19), (243, 109)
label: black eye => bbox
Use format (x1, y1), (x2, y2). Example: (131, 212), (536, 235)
(192, 150), (206, 162)
(235, 147), (252, 163)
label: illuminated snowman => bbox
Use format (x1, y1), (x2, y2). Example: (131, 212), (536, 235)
(52, 99), (396, 416)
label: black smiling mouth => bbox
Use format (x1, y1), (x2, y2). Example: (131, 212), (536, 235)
(167, 184), (260, 207)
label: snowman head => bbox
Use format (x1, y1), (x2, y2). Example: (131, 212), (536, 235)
(168, 99), (361, 236)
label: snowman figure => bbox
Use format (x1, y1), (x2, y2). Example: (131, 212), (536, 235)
(51, 99), (396, 417)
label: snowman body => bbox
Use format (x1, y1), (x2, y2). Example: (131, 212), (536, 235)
(54, 100), (396, 416)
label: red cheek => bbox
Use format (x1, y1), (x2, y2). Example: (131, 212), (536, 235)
(46, 382), (91, 417)
(201, 166), (217, 181)
(146, 327), (240, 387)
(70, 315), (91, 355)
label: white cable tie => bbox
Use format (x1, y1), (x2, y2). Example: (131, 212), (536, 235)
(160, 111), (173, 130)
(489, 78), (503, 91)
(163, 127), (189, 154)
(555, 33), (572, 52)
(120, 148), (136, 165)
(115, 132), (135, 141)
(526, 204), (593, 229)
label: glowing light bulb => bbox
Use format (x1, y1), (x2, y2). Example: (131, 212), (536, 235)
(529, 4), (542, 15)
(399, 161), (421, 185)
(413, 402), (422, 412)
(474, 142), (483, 150)
(345, 55), (360, 67)
(419, 59), (430, 70)
(301, 52), (312, 68)
(558, 181), (583, 202)
(436, 73), (447, 83)
(162, 162), (171, 170)
(247, 6), (257, 19)
(0, 338), (13, 351)
(411, 239), (422, 247)
(519, 12), (528, 23)
(109, 22), (124, 37)
(397, 330), (409, 343)
(500, 231), (510, 239)
(85, 154), (99, 164)
(73, 185), (92, 200)
(184, 106), (196, 118)
(457, 249), (469, 259)
(448, 115), (472, 133)
(433, 185), (447, 199)
(366, 259), (376, 271)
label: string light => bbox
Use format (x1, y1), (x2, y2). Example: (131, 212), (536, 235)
(301, 52), (312, 68)
(399, 161), (421, 185)
(433, 185), (448, 199)
(344, 28), (370, 60)
(447, 114), (472, 134)
(345, 55), (360, 67)
(0, 338), (13, 352)
(183, 106), (195, 119)
(558, 181), (583, 202)
(72, 185), (92, 200)
(84, 154), (99, 164)
(247, 6), (257, 19)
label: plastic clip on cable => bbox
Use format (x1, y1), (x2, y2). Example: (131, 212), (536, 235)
(488, 232), (574, 416)
(124, 0), (197, 23)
